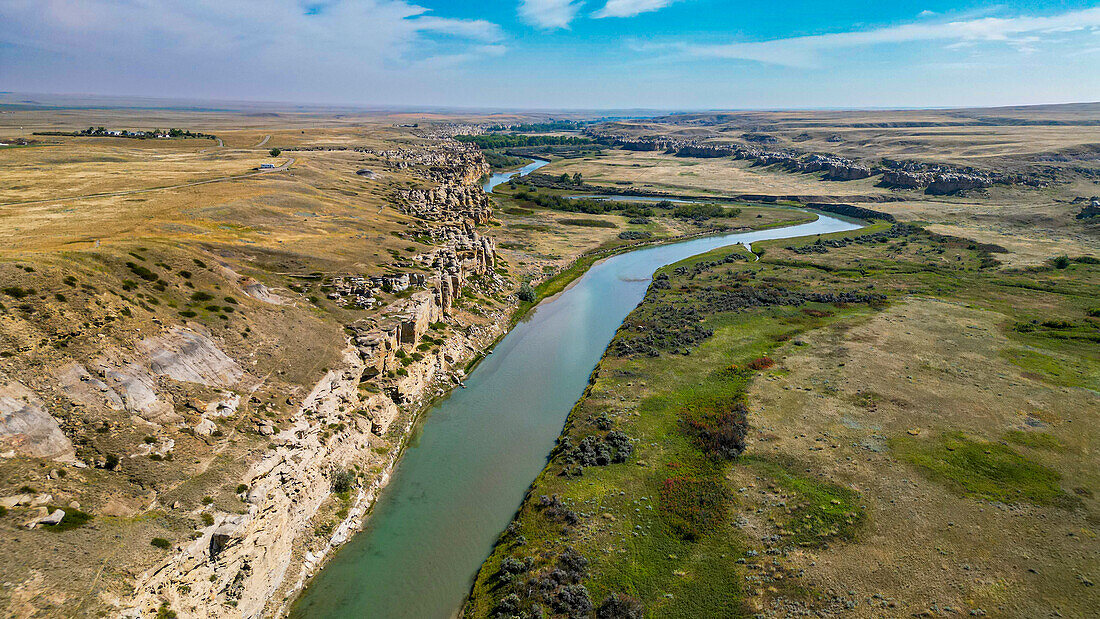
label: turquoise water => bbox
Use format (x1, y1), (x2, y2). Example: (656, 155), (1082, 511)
(292, 213), (862, 618)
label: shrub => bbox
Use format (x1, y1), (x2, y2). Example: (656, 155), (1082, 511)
(151, 537), (172, 549)
(518, 281), (537, 303)
(201, 496), (214, 505)
(126, 262), (158, 281)
(331, 468), (356, 493)
(680, 397), (748, 459)
(270, 148), (281, 157)
(236, 484), (248, 494)
(618, 230), (652, 240)
(597, 593), (644, 619)
(1, 286), (34, 299)
(557, 547), (588, 582)
(552, 585), (592, 616)
(201, 512), (215, 526)
(558, 218), (617, 228)
(747, 356), (775, 371)
(191, 291), (213, 302)
(1052, 255), (1071, 269)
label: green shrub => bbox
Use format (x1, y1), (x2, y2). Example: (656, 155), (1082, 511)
(331, 468), (356, 493)
(518, 282), (536, 303)
(126, 262), (157, 281)
(151, 537), (172, 549)
(2, 286), (34, 299)
(558, 218), (617, 228)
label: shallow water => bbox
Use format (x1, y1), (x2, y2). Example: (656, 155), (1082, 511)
(291, 212), (861, 618)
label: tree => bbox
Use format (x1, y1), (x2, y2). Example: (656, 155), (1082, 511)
(559, 173), (570, 184)
(572, 172), (583, 185)
(270, 148), (282, 157)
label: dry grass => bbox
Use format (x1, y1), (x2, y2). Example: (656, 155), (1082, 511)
(744, 298), (1099, 616)
(534, 150), (890, 197)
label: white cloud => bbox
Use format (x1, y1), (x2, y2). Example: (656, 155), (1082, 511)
(518, 0), (585, 29)
(0, 0), (506, 103)
(592, 0), (678, 19)
(670, 7), (1100, 67)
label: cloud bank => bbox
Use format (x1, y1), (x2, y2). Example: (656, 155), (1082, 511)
(671, 7), (1100, 67)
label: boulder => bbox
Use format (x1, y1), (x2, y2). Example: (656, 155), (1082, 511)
(0, 382), (75, 460)
(39, 508), (65, 526)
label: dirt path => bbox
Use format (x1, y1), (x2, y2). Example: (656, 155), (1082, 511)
(254, 135), (270, 148)
(0, 158), (295, 207)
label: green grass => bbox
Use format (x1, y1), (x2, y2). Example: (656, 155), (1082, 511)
(747, 459), (864, 546)
(1003, 430), (1064, 452)
(1000, 347), (1100, 390)
(890, 431), (1066, 506)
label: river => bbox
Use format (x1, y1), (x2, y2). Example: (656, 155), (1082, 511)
(482, 158), (550, 193)
(292, 182), (862, 619)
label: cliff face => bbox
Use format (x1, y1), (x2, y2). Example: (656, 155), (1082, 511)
(590, 132), (1036, 194)
(120, 141), (505, 618)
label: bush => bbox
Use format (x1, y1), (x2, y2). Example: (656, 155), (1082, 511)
(558, 218), (617, 228)
(151, 537), (172, 549)
(126, 262), (158, 281)
(270, 148), (281, 157)
(1052, 255), (1071, 269)
(191, 291), (213, 302)
(597, 593), (644, 619)
(518, 281), (537, 303)
(618, 230), (652, 240)
(680, 398), (748, 459)
(552, 585), (592, 616)
(201, 512), (215, 526)
(747, 356), (775, 371)
(2, 286), (34, 299)
(331, 468), (356, 493)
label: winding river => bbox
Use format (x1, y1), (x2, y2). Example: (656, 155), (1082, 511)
(292, 173), (862, 618)
(482, 158), (550, 193)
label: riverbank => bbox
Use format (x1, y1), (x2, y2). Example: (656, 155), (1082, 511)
(465, 220), (1100, 617)
(291, 210), (861, 617)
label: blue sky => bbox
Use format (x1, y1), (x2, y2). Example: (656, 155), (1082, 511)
(1, 0), (1099, 109)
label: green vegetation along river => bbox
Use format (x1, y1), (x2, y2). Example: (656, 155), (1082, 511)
(291, 212), (862, 618)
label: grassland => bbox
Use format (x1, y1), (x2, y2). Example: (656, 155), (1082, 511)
(465, 219), (1099, 618)
(1, 100), (1099, 618)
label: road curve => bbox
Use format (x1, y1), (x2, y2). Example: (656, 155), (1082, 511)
(0, 158), (295, 207)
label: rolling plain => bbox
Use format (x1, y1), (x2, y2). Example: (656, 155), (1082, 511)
(0, 99), (1097, 618)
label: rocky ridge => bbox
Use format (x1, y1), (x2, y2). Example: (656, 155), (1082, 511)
(121, 142), (506, 618)
(588, 132), (1045, 194)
